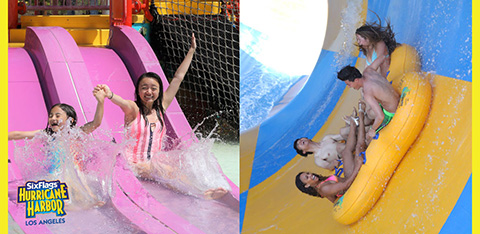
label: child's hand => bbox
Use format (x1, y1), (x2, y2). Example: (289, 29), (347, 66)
(93, 86), (107, 102)
(96, 84), (113, 100)
(190, 33), (197, 50)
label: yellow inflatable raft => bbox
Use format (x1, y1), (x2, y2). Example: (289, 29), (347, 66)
(332, 45), (432, 225)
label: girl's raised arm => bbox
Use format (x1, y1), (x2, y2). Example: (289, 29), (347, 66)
(81, 87), (107, 134)
(98, 84), (138, 125)
(163, 33), (197, 110)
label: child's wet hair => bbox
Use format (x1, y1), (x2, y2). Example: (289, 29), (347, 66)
(355, 15), (399, 56)
(45, 103), (77, 135)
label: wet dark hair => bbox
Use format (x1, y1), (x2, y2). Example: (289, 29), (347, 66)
(293, 138), (312, 157)
(337, 65), (362, 82)
(135, 72), (165, 128)
(355, 16), (399, 56)
(295, 172), (329, 198)
(45, 103), (77, 135)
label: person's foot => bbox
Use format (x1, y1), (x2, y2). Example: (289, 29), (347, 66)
(342, 115), (351, 125)
(343, 107), (359, 125)
(94, 200), (106, 208)
(358, 100), (366, 115)
(349, 116), (359, 126)
(204, 188), (228, 200)
(349, 107), (359, 126)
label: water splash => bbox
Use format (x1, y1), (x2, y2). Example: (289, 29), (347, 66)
(334, 0), (364, 69)
(125, 118), (232, 199)
(13, 125), (125, 209)
(240, 48), (304, 132)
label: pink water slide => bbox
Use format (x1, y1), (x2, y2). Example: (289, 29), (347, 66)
(8, 26), (238, 234)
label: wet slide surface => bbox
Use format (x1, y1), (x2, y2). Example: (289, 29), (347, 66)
(141, 180), (240, 234)
(9, 26), (238, 233)
(240, 0), (471, 233)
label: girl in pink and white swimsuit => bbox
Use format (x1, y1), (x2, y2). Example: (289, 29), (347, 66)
(97, 33), (229, 200)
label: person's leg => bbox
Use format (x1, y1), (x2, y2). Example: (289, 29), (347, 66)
(340, 110), (358, 179)
(356, 101), (367, 154)
(340, 122), (370, 141)
(340, 106), (359, 139)
(342, 107), (357, 125)
(363, 114), (374, 126)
